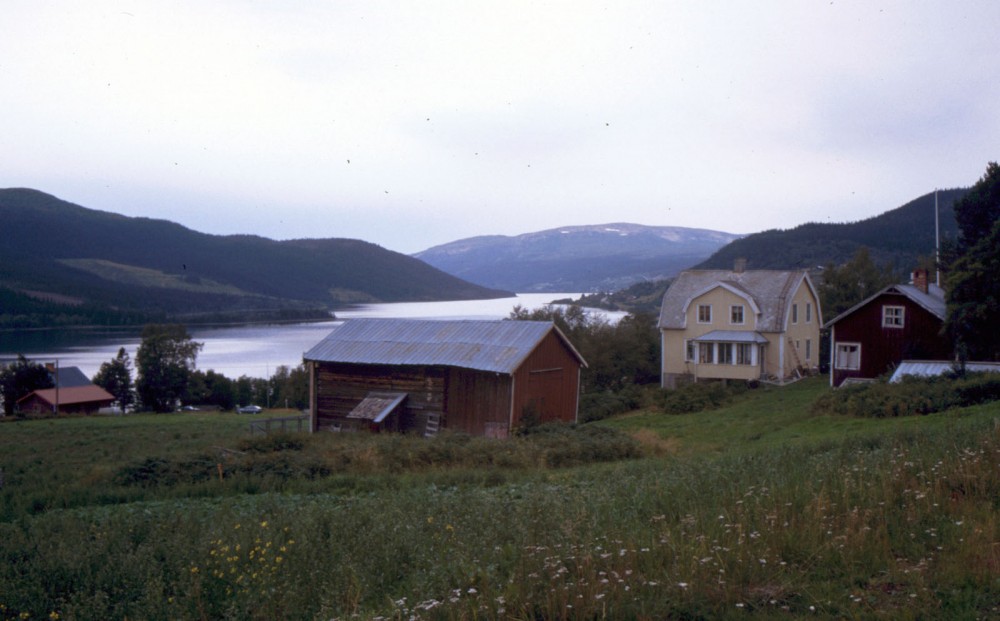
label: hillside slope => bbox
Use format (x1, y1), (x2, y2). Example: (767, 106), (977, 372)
(0, 189), (510, 326)
(414, 223), (740, 292)
(696, 189), (967, 271)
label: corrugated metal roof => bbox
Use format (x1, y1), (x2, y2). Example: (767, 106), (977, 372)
(658, 269), (813, 332)
(889, 360), (1000, 382)
(693, 330), (769, 343)
(303, 318), (585, 374)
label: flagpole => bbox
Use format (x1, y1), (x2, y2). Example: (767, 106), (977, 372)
(935, 189), (940, 288)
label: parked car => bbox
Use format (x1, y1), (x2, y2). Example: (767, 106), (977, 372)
(237, 405), (262, 414)
(177, 405), (199, 412)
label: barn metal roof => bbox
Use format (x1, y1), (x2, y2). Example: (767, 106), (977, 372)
(303, 318), (586, 374)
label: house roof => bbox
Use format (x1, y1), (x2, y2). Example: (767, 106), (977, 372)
(50, 366), (93, 388)
(693, 330), (769, 344)
(889, 359), (1000, 382)
(18, 384), (115, 407)
(658, 269), (814, 332)
(823, 283), (946, 329)
(303, 318), (587, 374)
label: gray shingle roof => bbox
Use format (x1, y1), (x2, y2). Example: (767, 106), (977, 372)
(658, 269), (812, 332)
(303, 318), (586, 374)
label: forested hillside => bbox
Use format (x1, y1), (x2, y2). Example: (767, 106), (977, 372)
(696, 189), (966, 271)
(0, 189), (510, 328)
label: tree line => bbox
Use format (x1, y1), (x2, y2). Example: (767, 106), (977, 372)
(1, 324), (309, 417)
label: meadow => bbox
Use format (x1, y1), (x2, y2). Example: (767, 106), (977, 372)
(2, 376), (999, 619)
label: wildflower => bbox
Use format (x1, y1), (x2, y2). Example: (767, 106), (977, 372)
(260, 521), (268, 528)
(678, 582), (689, 589)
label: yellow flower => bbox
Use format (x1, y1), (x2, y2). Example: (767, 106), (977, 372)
(260, 521), (268, 528)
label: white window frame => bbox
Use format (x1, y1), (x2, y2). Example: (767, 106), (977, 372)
(805, 339), (812, 361)
(718, 342), (734, 364)
(882, 305), (905, 328)
(835, 342), (861, 370)
(697, 304), (712, 324)
(698, 342), (714, 364)
(730, 305), (745, 325)
(736, 343), (754, 365)
(791, 303), (799, 324)
(685, 339), (696, 362)
(806, 303), (812, 323)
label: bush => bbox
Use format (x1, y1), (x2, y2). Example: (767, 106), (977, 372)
(812, 372), (1000, 418)
(656, 381), (749, 414)
(578, 385), (644, 422)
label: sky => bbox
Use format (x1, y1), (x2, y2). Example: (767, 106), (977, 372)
(3, 1), (999, 254)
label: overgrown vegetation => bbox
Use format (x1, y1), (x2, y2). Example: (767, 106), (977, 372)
(812, 371), (1000, 418)
(3, 383), (1000, 619)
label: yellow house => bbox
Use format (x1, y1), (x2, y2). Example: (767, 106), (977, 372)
(658, 265), (822, 388)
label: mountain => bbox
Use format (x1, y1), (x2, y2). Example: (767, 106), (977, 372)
(0, 189), (510, 327)
(695, 189), (967, 272)
(413, 223), (741, 292)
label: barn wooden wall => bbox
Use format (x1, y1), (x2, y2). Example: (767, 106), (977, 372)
(314, 363), (446, 433)
(510, 330), (581, 428)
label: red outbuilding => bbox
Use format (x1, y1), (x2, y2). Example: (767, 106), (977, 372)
(825, 269), (952, 387)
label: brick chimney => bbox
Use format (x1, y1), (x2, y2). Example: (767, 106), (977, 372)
(734, 258), (747, 273)
(911, 268), (929, 294)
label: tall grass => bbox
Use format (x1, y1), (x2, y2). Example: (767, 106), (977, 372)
(2, 386), (1000, 618)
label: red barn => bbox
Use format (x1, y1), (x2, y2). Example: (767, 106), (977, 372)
(303, 319), (587, 438)
(825, 270), (952, 387)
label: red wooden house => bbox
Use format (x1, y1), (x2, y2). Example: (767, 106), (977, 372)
(825, 270), (952, 387)
(303, 319), (587, 438)
(17, 385), (115, 415)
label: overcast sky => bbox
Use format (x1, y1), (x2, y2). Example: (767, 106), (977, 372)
(3, 1), (998, 254)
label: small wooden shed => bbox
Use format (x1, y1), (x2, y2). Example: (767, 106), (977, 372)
(303, 319), (587, 438)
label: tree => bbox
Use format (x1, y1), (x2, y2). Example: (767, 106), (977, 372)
(818, 247), (898, 319)
(944, 162), (1000, 361)
(135, 324), (203, 413)
(0, 355), (54, 417)
(93, 347), (134, 414)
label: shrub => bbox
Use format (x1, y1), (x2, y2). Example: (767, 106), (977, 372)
(656, 380), (749, 414)
(812, 372), (1000, 418)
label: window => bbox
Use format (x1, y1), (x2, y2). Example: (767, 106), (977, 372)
(697, 304), (712, 323)
(883, 305), (905, 328)
(736, 343), (754, 365)
(806, 303), (812, 323)
(685, 340), (696, 362)
(835, 343), (861, 370)
(698, 342), (714, 364)
(718, 343), (733, 364)
(805, 339), (812, 361)
(791, 303), (799, 324)
(730, 305), (745, 325)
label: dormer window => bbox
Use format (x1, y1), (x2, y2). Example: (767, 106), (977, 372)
(882, 305), (905, 328)
(730, 305), (745, 325)
(697, 304), (712, 323)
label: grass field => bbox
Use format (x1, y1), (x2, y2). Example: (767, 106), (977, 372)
(2, 376), (1000, 619)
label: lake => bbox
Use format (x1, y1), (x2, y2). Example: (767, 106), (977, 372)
(0, 293), (623, 379)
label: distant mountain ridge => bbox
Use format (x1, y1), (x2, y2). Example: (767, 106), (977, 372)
(695, 189), (967, 272)
(0, 188), (510, 327)
(414, 223), (741, 292)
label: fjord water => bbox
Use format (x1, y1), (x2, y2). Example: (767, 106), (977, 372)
(1, 293), (619, 379)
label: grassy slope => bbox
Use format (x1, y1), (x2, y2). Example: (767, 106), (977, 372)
(604, 376), (965, 454)
(3, 381), (1000, 619)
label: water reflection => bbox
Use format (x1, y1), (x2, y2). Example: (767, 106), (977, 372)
(0, 293), (619, 379)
